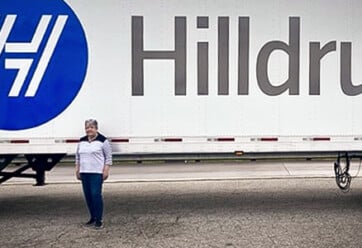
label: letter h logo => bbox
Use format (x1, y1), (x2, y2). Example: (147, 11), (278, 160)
(0, 14), (67, 97)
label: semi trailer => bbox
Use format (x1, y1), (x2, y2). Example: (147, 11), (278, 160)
(0, 0), (361, 190)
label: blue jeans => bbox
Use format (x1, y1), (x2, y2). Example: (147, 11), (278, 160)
(80, 173), (103, 221)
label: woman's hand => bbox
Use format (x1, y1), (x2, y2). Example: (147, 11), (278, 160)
(75, 164), (81, 180)
(76, 170), (81, 180)
(103, 165), (110, 181)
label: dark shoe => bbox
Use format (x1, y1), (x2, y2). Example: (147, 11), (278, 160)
(94, 220), (104, 229)
(84, 218), (95, 226)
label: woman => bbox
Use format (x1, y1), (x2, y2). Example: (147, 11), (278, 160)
(75, 119), (112, 229)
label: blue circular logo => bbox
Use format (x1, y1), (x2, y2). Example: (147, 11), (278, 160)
(0, 0), (88, 130)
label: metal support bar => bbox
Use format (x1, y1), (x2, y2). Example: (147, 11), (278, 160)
(0, 164), (32, 184)
(0, 154), (17, 171)
(0, 172), (37, 178)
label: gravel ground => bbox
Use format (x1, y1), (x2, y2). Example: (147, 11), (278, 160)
(1, 178), (362, 248)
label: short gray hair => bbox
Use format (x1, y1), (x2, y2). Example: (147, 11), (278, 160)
(85, 119), (98, 129)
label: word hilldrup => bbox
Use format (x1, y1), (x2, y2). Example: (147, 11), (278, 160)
(132, 16), (360, 96)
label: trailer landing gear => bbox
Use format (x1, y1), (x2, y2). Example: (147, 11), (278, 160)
(0, 154), (65, 186)
(334, 153), (352, 193)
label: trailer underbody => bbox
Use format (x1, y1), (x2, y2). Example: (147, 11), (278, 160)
(0, 152), (360, 192)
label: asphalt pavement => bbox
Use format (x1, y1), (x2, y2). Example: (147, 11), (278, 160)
(1, 160), (362, 248)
